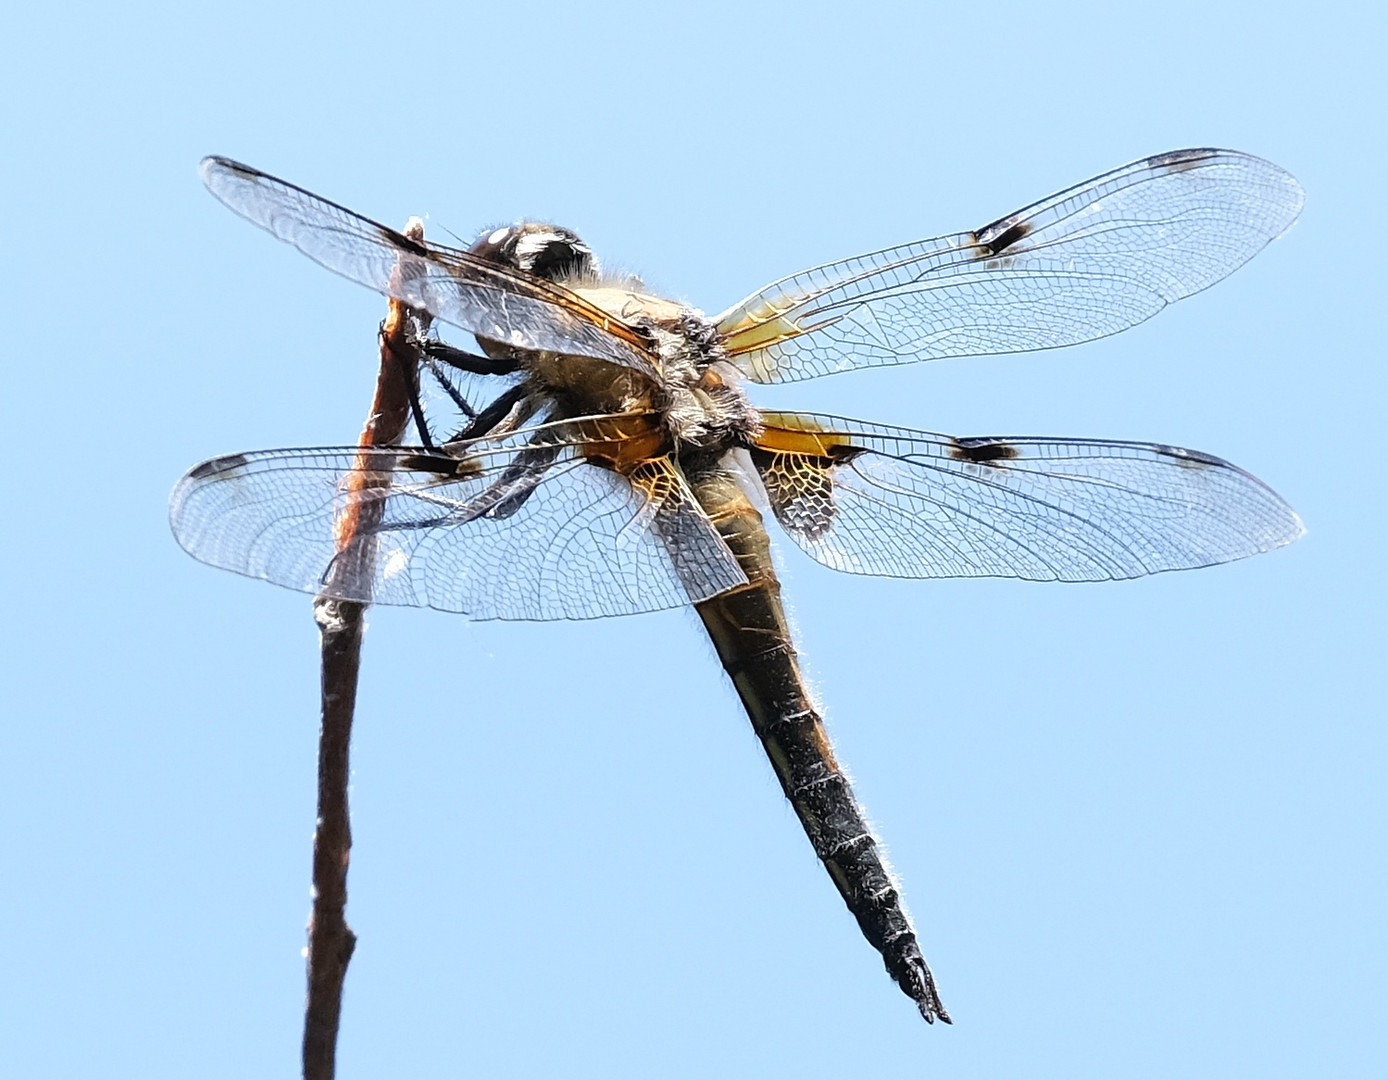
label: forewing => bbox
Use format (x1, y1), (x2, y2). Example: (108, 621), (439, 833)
(201, 157), (657, 374)
(718, 149), (1304, 383)
(751, 412), (1303, 581)
(170, 421), (746, 621)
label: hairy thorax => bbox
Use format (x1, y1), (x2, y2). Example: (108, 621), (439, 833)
(527, 281), (763, 457)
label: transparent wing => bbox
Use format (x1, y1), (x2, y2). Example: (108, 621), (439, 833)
(169, 419), (746, 621)
(750, 412), (1303, 581)
(201, 157), (658, 375)
(717, 149), (1304, 383)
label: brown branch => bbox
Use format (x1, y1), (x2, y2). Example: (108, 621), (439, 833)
(303, 218), (428, 1080)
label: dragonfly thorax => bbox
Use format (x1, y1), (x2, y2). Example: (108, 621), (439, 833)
(643, 311), (762, 453)
(467, 222), (757, 449)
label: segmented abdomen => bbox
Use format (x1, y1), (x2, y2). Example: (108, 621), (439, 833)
(687, 464), (949, 1023)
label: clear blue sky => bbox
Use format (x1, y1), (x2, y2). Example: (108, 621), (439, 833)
(2, 2), (1383, 1077)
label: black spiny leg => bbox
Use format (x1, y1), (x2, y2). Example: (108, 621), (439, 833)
(421, 353), (478, 420)
(405, 375), (436, 451)
(424, 341), (520, 376)
(448, 383), (528, 443)
(380, 319), (439, 451)
(411, 341), (520, 449)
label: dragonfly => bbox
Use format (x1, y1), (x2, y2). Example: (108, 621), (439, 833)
(172, 148), (1304, 1024)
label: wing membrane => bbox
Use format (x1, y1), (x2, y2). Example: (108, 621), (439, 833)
(169, 419), (746, 621)
(201, 157), (657, 374)
(718, 149), (1304, 383)
(752, 412), (1303, 581)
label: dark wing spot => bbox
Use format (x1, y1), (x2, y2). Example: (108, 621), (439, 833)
(972, 217), (1034, 257)
(213, 157), (256, 180)
(827, 443), (868, 464)
(377, 224), (428, 258)
(1146, 148), (1219, 175)
(1154, 444), (1221, 469)
(189, 453), (250, 480)
(398, 452), (481, 478)
(948, 439), (1020, 464)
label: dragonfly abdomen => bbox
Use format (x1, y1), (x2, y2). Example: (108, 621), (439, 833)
(688, 465), (949, 1023)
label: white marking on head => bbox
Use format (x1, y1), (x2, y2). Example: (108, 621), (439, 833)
(514, 232), (560, 265)
(487, 227), (510, 245)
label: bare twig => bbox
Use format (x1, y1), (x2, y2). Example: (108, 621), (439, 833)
(303, 219), (428, 1080)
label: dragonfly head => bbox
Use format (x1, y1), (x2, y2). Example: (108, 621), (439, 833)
(470, 222), (596, 282)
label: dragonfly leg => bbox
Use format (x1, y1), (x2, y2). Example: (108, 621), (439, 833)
(446, 383), (528, 443)
(424, 340), (519, 376)
(420, 353), (478, 419)
(405, 378), (435, 451)
(377, 317), (437, 450)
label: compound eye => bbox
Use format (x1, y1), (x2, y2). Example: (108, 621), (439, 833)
(468, 225), (513, 264)
(520, 233), (593, 280)
(469, 223), (594, 280)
